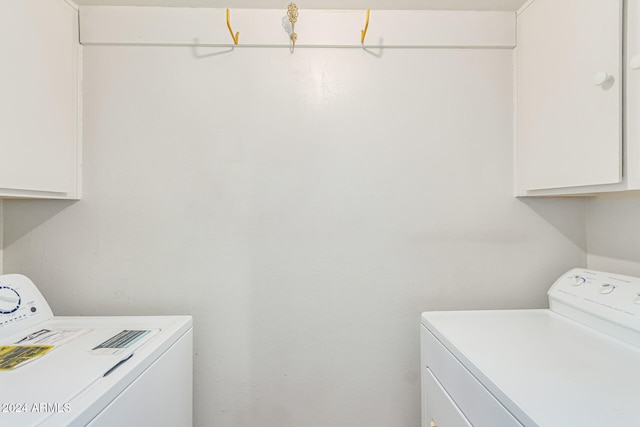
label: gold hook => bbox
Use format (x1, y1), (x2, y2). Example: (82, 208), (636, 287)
(361, 9), (370, 44)
(226, 9), (239, 45)
(287, 3), (299, 49)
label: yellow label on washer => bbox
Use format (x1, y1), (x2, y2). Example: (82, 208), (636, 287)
(0, 345), (53, 370)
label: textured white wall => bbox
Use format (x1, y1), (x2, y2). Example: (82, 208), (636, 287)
(2, 45), (586, 426)
(587, 192), (640, 276)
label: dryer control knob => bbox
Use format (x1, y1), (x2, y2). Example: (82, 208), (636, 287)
(0, 287), (21, 314)
(599, 283), (615, 294)
(571, 275), (586, 286)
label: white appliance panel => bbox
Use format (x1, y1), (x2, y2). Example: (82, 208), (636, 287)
(86, 329), (193, 426)
(424, 367), (472, 427)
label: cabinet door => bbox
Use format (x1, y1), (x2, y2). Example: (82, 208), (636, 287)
(516, 0), (622, 193)
(0, 0), (81, 199)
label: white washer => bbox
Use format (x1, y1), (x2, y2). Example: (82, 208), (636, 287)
(0, 274), (193, 426)
(420, 268), (640, 427)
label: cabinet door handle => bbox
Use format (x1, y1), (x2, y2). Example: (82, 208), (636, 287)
(593, 71), (612, 86)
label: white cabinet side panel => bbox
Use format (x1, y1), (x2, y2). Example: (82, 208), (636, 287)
(626, 0), (640, 189)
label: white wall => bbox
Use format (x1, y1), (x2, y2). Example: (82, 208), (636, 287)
(2, 44), (586, 426)
(587, 191), (640, 276)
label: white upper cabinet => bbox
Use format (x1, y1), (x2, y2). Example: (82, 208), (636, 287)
(515, 0), (623, 196)
(0, 0), (82, 199)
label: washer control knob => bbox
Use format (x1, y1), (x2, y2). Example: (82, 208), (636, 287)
(571, 275), (586, 286)
(634, 293), (640, 305)
(599, 283), (615, 294)
(0, 287), (21, 314)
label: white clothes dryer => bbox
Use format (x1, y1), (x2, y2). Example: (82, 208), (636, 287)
(421, 268), (640, 427)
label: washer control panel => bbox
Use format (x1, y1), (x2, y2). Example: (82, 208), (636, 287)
(549, 268), (640, 347)
(0, 274), (53, 342)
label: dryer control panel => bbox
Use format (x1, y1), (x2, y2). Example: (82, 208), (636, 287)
(0, 274), (53, 342)
(549, 268), (640, 348)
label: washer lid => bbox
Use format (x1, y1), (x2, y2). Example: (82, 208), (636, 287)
(0, 315), (192, 426)
(0, 325), (148, 426)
